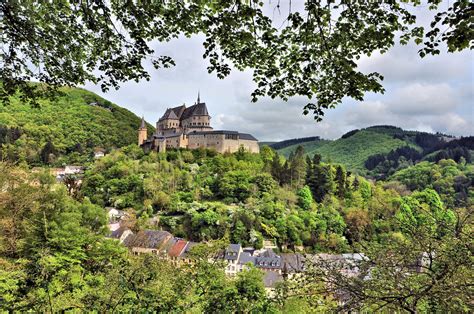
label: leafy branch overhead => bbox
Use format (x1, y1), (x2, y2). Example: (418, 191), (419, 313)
(1, 1), (472, 120)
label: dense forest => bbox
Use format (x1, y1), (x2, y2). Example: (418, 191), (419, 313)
(274, 126), (474, 178)
(79, 145), (473, 251)
(1, 0), (472, 310)
(0, 90), (472, 312)
(1, 143), (472, 311)
(0, 87), (153, 165)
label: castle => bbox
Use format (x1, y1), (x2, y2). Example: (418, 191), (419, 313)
(138, 94), (259, 154)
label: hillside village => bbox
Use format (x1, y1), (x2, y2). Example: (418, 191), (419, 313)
(107, 209), (365, 296)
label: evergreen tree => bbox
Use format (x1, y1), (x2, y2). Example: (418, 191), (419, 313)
(335, 165), (346, 198)
(305, 155), (313, 184)
(313, 153), (322, 166)
(282, 160), (291, 186)
(289, 146), (307, 188)
(271, 153), (283, 184)
(352, 176), (360, 190)
(40, 141), (56, 164)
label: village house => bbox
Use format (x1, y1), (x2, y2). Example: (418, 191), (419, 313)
(123, 230), (173, 256)
(167, 239), (189, 265)
(31, 165), (85, 182)
(110, 226), (134, 244)
(94, 148), (106, 159)
(106, 207), (128, 231)
(109, 227), (369, 295)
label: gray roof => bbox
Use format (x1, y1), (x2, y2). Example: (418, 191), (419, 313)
(122, 233), (135, 246)
(188, 130), (237, 136)
(255, 256), (282, 269)
(225, 244), (242, 261)
(281, 253), (305, 272)
(238, 133), (258, 141)
(181, 102), (209, 120)
(110, 226), (130, 239)
(167, 110), (179, 119)
(124, 230), (172, 249)
(237, 252), (255, 265)
(159, 103), (209, 122)
(259, 249), (278, 258)
(263, 271), (283, 288)
(187, 130), (258, 142)
(159, 105), (185, 121)
(140, 116), (146, 128)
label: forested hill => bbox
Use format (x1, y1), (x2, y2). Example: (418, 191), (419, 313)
(0, 87), (154, 165)
(272, 125), (473, 175)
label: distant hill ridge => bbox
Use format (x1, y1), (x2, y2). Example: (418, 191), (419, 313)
(268, 136), (321, 150)
(268, 125), (472, 174)
(0, 87), (154, 165)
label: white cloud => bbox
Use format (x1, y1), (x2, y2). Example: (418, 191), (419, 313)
(389, 83), (458, 115)
(341, 96), (473, 137)
(82, 6), (473, 141)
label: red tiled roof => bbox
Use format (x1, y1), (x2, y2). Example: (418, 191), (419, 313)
(168, 239), (188, 257)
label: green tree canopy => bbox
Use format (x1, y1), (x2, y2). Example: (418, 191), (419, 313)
(1, 1), (472, 119)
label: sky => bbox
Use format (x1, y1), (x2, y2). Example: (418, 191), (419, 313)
(84, 3), (473, 142)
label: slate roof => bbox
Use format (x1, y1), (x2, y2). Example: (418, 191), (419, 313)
(254, 250), (282, 269)
(238, 133), (258, 141)
(159, 108), (180, 121)
(181, 102), (209, 120)
(172, 105), (186, 118)
(237, 252), (255, 265)
(263, 271), (283, 288)
(122, 233), (135, 247)
(187, 130), (258, 141)
(255, 256), (282, 269)
(159, 102), (210, 122)
(110, 226), (130, 239)
(281, 253), (305, 272)
(140, 116), (146, 128)
(227, 243), (242, 252)
(188, 130), (235, 136)
(259, 249), (278, 258)
(124, 230), (172, 249)
(225, 244), (242, 261)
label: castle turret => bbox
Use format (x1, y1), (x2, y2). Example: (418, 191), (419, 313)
(138, 116), (147, 146)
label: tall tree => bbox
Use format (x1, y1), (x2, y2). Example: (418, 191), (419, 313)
(39, 140), (56, 164)
(289, 145), (307, 188)
(335, 165), (346, 198)
(270, 153), (283, 184)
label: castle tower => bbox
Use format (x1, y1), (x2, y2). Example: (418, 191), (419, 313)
(138, 116), (147, 146)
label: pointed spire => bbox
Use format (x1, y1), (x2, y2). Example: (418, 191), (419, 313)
(197, 91), (200, 104)
(140, 116), (146, 129)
